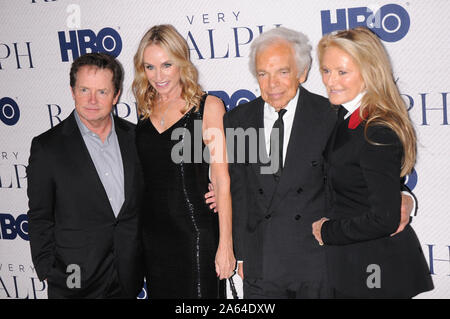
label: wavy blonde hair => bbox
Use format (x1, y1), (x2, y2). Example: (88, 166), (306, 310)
(317, 27), (416, 176)
(132, 24), (204, 119)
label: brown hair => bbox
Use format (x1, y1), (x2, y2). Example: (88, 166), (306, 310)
(70, 52), (123, 96)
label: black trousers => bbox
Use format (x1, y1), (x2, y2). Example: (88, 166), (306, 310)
(47, 266), (128, 299)
(243, 277), (335, 299)
(102, 267), (128, 299)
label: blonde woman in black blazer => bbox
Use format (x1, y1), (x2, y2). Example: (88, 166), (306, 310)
(312, 27), (433, 298)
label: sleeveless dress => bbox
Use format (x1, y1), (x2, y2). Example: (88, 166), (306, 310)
(136, 94), (225, 298)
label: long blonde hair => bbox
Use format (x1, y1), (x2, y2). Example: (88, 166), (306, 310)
(317, 27), (416, 176)
(132, 24), (204, 119)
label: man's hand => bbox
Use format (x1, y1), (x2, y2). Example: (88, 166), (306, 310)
(205, 183), (218, 212)
(391, 193), (413, 236)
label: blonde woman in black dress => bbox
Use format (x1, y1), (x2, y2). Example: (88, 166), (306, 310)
(132, 25), (235, 298)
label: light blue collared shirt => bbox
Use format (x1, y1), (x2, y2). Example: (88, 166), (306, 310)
(75, 112), (125, 217)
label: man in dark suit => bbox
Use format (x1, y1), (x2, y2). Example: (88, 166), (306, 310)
(223, 27), (414, 298)
(224, 27), (336, 298)
(27, 53), (144, 298)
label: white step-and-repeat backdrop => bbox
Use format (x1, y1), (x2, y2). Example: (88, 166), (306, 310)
(1, 0), (449, 299)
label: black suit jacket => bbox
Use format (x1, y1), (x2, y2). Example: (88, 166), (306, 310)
(322, 110), (433, 298)
(224, 87), (336, 285)
(27, 111), (144, 298)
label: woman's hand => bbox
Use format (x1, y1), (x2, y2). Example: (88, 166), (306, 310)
(312, 217), (329, 245)
(215, 243), (236, 280)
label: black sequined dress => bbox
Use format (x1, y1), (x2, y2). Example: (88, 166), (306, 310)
(136, 95), (225, 298)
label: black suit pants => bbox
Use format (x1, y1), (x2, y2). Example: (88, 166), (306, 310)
(243, 277), (335, 299)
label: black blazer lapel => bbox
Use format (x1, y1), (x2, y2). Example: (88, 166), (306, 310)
(273, 87), (328, 205)
(114, 116), (134, 219)
(61, 111), (116, 219)
(249, 98), (277, 201)
(325, 107), (350, 165)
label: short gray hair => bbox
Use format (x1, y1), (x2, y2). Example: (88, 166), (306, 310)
(249, 27), (312, 77)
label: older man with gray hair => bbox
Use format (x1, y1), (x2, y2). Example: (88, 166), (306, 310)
(224, 27), (336, 298)
(223, 27), (414, 298)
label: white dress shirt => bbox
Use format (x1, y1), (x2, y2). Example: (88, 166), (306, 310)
(342, 92), (364, 120)
(263, 88), (300, 165)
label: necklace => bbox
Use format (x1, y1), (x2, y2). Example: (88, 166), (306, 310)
(159, 102), (172, 127)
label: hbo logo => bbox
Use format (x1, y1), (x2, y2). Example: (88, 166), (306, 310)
(0, 97), (20, 126)
(405, 168), (418, 191)
(208, 89), (256, 111)
(58, 27), (122, 62)
(321, 3), (410, 42)
(0, 213), (28, 241)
